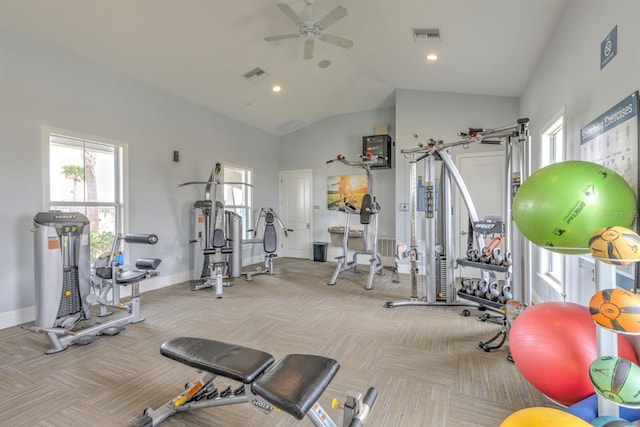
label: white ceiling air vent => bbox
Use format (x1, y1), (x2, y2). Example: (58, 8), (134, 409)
(243, 67), (269, 84)
(413, 28), (441, 42)
(275, 119), (306, 134)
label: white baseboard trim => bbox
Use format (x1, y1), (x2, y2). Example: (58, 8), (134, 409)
(139, 271), (191, 293)
(0, 306), (35, 330)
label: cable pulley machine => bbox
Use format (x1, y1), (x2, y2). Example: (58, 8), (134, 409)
(385, 119), (530, 350)
(178, 162), (251, 297)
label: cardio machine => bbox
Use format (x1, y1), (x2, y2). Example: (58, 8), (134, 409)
(326, 154), (384, 290)
(31, 211), (161, 354)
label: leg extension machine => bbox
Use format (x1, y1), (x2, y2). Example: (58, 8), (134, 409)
(31, 211), (161, 354)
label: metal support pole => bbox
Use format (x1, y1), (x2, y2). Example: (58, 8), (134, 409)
(594, 259), (620, 418)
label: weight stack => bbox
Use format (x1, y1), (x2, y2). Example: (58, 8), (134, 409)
(435, 255), (447, 301)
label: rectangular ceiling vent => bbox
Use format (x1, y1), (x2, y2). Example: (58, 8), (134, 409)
(413, 28), (441, 42)
(275, 119), (306, 134)
(243, 67), (269, 84)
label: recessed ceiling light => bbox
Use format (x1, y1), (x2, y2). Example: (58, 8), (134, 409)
(272, 85), (282, 93)
(426, 53), (438, 61)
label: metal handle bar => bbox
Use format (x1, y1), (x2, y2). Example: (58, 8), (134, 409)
(401, 118), (530, 162)
(347, 387), (378, 427)
(326, 154), (379, 168)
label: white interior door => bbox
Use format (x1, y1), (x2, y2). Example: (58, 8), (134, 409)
(279, 169), (312, 258)
(455, 152), (505, 278)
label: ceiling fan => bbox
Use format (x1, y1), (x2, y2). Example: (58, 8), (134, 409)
(264, 0), (354, 60)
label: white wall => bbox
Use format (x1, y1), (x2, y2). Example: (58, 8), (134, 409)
(0, 29), (280, 327)
(519, 0), (640, 304)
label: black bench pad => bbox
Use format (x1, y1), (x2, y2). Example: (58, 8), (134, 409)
(251, 354), (340, 420)
(160, 337), (275, 384)
(116, 270), (151, 284)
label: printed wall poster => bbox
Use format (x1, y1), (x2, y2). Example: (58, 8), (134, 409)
(327, 174), (368, 210)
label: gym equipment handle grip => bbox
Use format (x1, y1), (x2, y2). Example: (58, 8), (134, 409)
(362, 387), (378, 410)
(348, 387), (378, 427)
(124, 233), (158, 245)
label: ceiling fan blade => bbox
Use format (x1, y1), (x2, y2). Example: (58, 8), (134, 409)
(303, 38), (314, 60)
(318, 33), (353, 49)
(317, 6), (347, 30)
(277, 2), (303, 26)
(265, 33), (301, 42)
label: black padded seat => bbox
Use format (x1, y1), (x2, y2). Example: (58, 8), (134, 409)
(160, 337), (275, 384)
(360, 194), (372, 225)
(251, 354), (340, 420)
(116, 270), (150, 284)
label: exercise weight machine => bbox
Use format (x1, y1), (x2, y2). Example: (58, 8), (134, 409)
(385, 119), (530, 351)
(178, 163), (247, 297)
(243, 207), (292, 281)
(31, 211), (161, 354)
(326, 154), (384, 290)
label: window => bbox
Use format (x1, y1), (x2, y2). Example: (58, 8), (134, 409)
(223, 164), (253, 239)
(539, 115), (564, 285)
(45, 128), (126, 264)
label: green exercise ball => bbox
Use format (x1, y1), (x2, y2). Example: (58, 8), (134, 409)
(513, 161), (636, 254)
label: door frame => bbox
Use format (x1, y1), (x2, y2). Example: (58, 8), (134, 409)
(453, 150), (506, 279)
(279, 169), (313, 259)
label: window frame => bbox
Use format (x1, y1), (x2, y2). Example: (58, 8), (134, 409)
(42, 126), (129, 262)
(537, 112), (565, 293)
(222, 163), (253, 240)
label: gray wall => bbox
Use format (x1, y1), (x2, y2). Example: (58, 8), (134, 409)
(394, 89), (520, 256)
(279, 108), (396, 249)
(3, 0), (640, 328)
(0, 29), (280, 327)
(519, 0), (640, 304)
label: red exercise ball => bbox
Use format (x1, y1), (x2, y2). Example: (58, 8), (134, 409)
(509, 301), (639, 407)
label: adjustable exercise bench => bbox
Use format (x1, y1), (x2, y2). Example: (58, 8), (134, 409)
(134, 337), (378, 427)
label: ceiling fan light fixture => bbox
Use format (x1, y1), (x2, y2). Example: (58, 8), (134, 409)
(265, 2), (353, 60)
(272, 85), (282, 93)
(318, 59), (331, 68)
(426, 53), (438, 61)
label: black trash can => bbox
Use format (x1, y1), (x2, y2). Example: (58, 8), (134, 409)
(313, 242), (328, 262)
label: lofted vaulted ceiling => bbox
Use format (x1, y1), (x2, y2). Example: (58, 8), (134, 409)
(0, 0), (568, 135)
